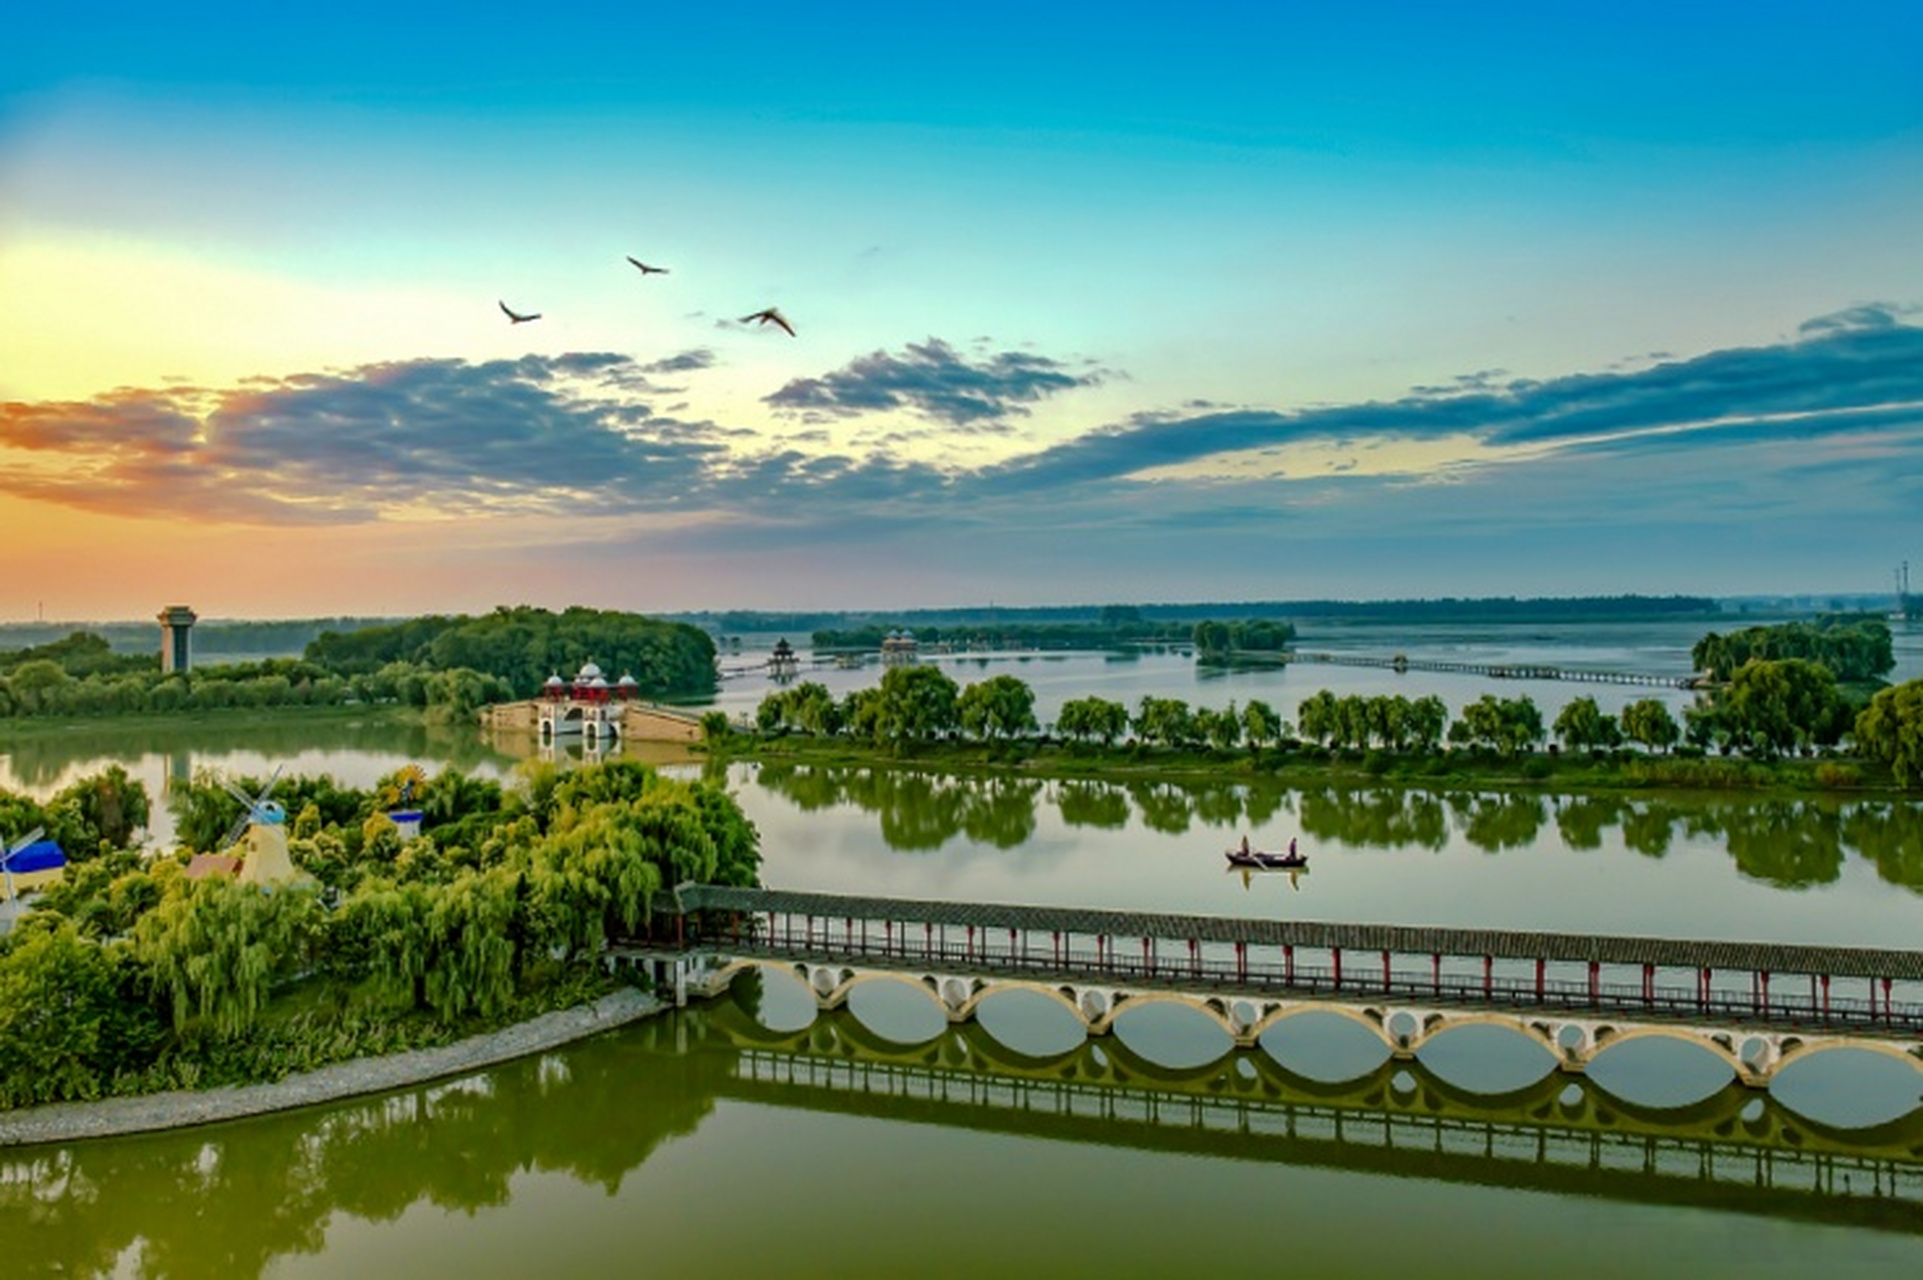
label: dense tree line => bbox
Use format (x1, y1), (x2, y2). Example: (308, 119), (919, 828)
(0, 617), (395, 661)
(0, 760), (759, 1108)
(0, 655), (513, 722)
(811, 616), (1195, 652)
(746, 667), (1918, 782)
(1191, 619), (1296, 657)
(0, 631), (154, 679)
(305, 605), (716, 697)
(1691, 616), (1895, 684)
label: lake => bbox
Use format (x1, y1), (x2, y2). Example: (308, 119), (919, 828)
(4, 621), (1922, 1275)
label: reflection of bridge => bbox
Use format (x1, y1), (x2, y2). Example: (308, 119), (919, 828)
(626, 886), (1923, 1092)
(687, 1005), (1923, 1231)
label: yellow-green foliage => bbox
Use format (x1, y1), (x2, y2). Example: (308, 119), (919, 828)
(134, 877), (321, 1038)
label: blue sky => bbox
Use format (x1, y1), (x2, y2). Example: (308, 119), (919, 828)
(2, 2), (1919, 617)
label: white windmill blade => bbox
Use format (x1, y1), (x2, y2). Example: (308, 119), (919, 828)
(5, 826), (46, 858)
(223, 780), (257, 808)
(258, 765), (284, 803)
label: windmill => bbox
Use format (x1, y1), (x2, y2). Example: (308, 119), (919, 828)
(219, 767), (304, 888)
(2, 825), (64, 905)
(219, 767), (285, 851)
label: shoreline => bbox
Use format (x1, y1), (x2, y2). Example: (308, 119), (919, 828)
(0, 987), (665, 1149)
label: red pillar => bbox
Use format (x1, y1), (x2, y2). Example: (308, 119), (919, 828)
(967, 924), (975, 961)
(1432, 953), (1441, 994)
(1883, 978), (1893, 1023)
(1821, 973), (1831, 1020)
(1237, 941), (1248, 982)
(1142, 936), (1152, 976)
(1483, 955), (1493, 998)
(1190, 938), (1200, 979)
(1761, 970), (1770, 1017)
(1333, 947), (1343, 989)
(1642, 964), (1653, 1005)
(1536, 958), (1545, 1000)
(1285, 944), (1295, 985)
(1381, 949), (1391, 992)
(1053, 930), (1061, 965)
(1587, 960), (1599, 1004)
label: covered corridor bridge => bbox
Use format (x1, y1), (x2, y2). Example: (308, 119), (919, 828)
(646, 884), (1923, 1035)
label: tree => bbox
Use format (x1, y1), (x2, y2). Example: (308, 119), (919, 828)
(872, 664), (960, 744)
(1133, 696), (1196, 748)
(1058, 696), (1129, 746)
(1241, 699), (1284, 749)
(1855, 679), (1923, 787)
(956, 675), (1038, 741)
(1296, 691), (1339, 749)
(0, 920), (154, 1106)
(1405, 695), (1449, 751)
(1621, 699), (1679, 754)
(1717, 658), (1844, 757)
(1553, 696), (1619, 753)
(134, 878), (322, 1037)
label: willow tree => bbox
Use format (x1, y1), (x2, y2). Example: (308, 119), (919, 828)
(134, 879), (321, 1037)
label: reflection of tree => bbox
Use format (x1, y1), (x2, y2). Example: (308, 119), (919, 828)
(1243, 787), (1289, 827)
(1840, 801), (1923, 893)
(753, 762), (847, 812)
(1619, 802), (1676, 859)
(1553, 795), (1621, 851)
(5, 714), (504, 792)
(844, 771), (967, 851)
(1054, 781), (1130, 829)
(1449, 792), (1547, 852)
(960, 777), (1042, 849)
(0, 1018), (729, 1276)
(1712, 800), (1843, 889)
(1191, 783), (1246, 830)
(1127, 782), (1194, 835)
(1298, 787), (1448, 850)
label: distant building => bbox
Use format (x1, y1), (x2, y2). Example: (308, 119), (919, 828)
(539, 660), (640, 743)
(881, 629), (920, 664)
(158, 605), (197, 673)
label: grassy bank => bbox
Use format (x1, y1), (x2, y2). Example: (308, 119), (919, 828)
(706, 733), (1908, 796)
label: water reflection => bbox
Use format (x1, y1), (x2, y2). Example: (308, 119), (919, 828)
(11, 1004), (1920, 1280)
(749, 764), (1923, 893)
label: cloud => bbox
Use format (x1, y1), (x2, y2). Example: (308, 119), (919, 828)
(764, 338), (1108, 425)
(4, 313), (1920, 575)
(968, 316), (1923, 494)
(1798, 303), (1903, 337)
(640, 348), (717, 375)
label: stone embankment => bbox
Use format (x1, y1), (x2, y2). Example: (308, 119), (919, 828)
(0, 987), (663, 1148)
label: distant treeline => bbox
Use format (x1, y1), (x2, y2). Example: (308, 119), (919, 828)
(813, 608), (1197, 651)
(303, 606), (716, 698)
(2, 607), (717, 720)
(690, 595), (1722, 639)
(0, 617), (396, 658)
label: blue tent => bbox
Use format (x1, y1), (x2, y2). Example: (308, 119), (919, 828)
(1, 840), (65, 874)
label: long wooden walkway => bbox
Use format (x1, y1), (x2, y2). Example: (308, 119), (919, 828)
(1270, 650), (1704, 689)
(654, 885), (1923, 1034)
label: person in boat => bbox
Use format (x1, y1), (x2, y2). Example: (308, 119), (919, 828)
(1240, 835), (1252, 856)
(1288, 837), (1298, 858)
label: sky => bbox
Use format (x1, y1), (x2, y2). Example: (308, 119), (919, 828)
(2, 2), (1921, 620)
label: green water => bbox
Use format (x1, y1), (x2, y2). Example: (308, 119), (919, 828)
(7, 1006), (1918, 1279)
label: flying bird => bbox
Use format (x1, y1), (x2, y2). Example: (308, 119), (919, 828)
(626, 256), (669, 275)
(499, 301), (541, 324)
(740, 307), (795, 337)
